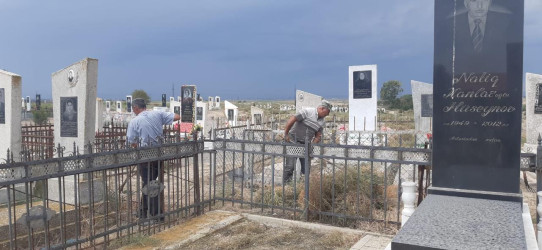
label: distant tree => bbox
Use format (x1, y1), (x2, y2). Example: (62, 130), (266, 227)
(31, 109), (49, 125)
(380, 80), (403, 107)
(131, 89), (151, 104)
(397, 94), (413, 111)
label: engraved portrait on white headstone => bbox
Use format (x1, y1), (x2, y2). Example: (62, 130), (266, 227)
(0, 88), (5, 124)
(196, 107), (203, 120)
(254, 114), (262, 125)
(421, 94), (433, 117)
(228, 109), (234, 121)
(535, 84), (542, 114)
(61, 97), (78, 137)
(353, 70), (372, 99)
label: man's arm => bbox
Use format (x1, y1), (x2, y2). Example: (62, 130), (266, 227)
(312, 130), (322, 144)
(283, 116), (297, 142)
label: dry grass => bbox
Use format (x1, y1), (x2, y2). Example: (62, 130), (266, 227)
(185, 219), (361, 250)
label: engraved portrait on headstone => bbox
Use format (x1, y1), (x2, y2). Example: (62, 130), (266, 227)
(116, 101), (121, 110)
(353, 70), (372, 99)
(36, 94), (41, 110)
(535, 84), (542, 114)
(106, 101), (110, 110)
(181, 85), (196, 123)
(174, 106), (180, 115)
(421, 94), (433, 117)
(0, 88), (5, 124)
(196, 107), (203, 120)
(254, 113), (262, 125)
(453, 0), (510, 74)
(60, 97), (78, 137)
(162, 94), (167, 107)
(227, 109), (234, 121)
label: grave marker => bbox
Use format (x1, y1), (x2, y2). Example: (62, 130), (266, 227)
(52, 58), (97, 155)
(224, 100), (238, 126)
(348, 65), (377, 131)
(411, 80), (433, 133)
(393, 1), (526, 249)
(0, 70), (22, 162)
(126, 95), (132, 113)
(295, 90), (322, 113)
(525, 73), (542, 152)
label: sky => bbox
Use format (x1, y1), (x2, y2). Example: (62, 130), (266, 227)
(0, 0), (541, 101)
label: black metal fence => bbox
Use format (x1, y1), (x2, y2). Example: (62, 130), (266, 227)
(0, 130), (537, 249)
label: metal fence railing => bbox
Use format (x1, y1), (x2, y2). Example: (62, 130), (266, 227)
(0, 139), (209, 249)
(1, 132), (538, 249)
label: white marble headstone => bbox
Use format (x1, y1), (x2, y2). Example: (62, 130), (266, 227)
(349, 65), (378, 131)
(116, 101), (122, 113)
(196, 101), (208, 135)
(224, 100), (237, 126)
(52, 58), (98, 155)
(215, 96), (221, 108)
(95, 98), (105, 132)
(0, 70), (22, 162)
(25, 96), (31, 112)
(525, 73), (542, 152)
(105, 101), (111, 112)
(169, 100), (181, 113)
(411, 80), (433, 133)
(295, 90), (322, 113)
(251, 106), (264, 125)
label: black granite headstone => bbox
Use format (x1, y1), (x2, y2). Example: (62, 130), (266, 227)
(433, 0), (524, 194)
(0, 88), (5, 124)
(352, 70), (372, 99)
(254, 114), (262, 125)
(161, 94), (166, 107)
(181, 85), (196, 123)
(60, 97), (78, 137)
(36, 94), (41, 111)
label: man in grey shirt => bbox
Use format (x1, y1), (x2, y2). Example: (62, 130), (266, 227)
(127, 98), (180, 221)
(283, 100), (332, 182)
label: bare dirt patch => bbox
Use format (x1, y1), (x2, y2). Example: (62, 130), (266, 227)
(184, 219), (361, 250)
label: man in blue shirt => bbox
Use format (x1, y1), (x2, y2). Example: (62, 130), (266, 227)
(127, 98), (180, 220)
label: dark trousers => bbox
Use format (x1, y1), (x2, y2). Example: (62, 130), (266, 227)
(139, 161), (163, 218)
(283, 156), (306, 182)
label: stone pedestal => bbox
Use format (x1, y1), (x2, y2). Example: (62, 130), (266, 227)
(392, 195), (526, 249)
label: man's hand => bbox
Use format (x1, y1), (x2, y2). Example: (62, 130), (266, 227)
(284, 135), (290, 142)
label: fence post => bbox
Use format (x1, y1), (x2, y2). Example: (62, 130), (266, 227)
(304, 132), (311, 221)
(193, 131), (201, 215)
(401, 182), (416, 226)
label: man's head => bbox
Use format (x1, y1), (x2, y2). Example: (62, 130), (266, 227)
(464, 0), (491, 19)
(317, 100), (332, 118)
(132, 98), (146, 115)
(65, 100), (74, 111)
